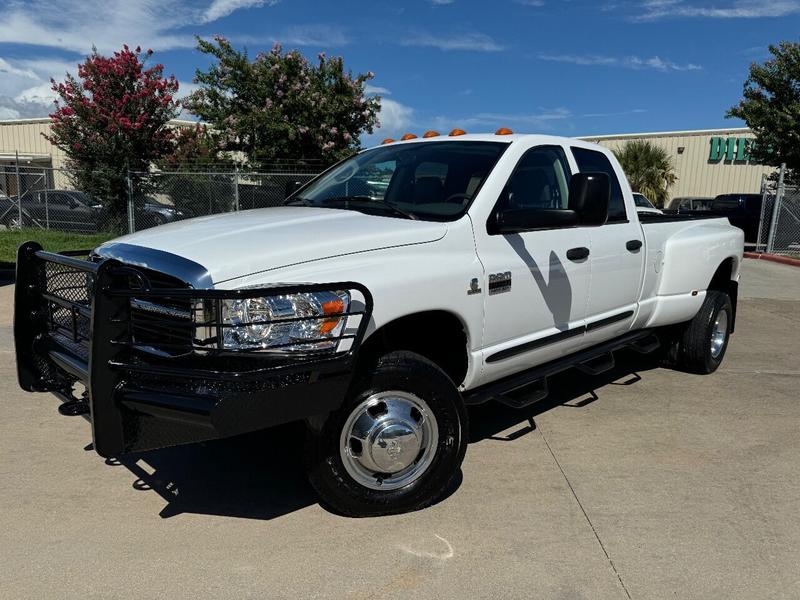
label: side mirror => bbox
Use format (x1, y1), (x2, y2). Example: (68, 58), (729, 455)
(495, 207), (579, 234)
(568, 172), (609, 226)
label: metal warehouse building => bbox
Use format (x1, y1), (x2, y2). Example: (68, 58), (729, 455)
(581, 127), (775, 200)
(1, 118), (775, 202)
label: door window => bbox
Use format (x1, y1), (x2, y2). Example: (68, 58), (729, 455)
(571, 147), (627, 222)
(496, 145), (572, 214)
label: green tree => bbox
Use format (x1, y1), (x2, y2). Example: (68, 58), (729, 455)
(185, 36), (380, 168)
(45, 46), (181, 231)
(157, 124), (235, 216)
(613, 140), (677, 208)
(727, 41), (800, 182)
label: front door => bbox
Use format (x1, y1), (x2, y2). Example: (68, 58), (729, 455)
(475, 144), (592, 384)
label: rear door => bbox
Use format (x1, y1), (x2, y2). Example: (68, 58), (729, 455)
(570, 146), (645, 344)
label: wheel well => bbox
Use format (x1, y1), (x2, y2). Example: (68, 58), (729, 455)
(708, 257), (738, 332)
(708, 257), (734, 292)
(359, 311), (469, 386)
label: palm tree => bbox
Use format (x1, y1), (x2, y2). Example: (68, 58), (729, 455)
(613, 140), (677, 208)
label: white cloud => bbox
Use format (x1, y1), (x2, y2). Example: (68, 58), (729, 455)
(402, 32), (504, 52)
(377, 98), (415, 132)
(429, 0), (455, 4)
(0, 55), (75, 120)
(0, 0), (283, 55)
(514, 0), (546, 6)
(633, 0), (800, 20)
(0, 0), (196, 54)
(276, 24), (350, 47)
(0, 58), (39, 80)
(234, 25), (351, 48)
(365, 84), (391, 95)
(538, 53), (702, 71)
(202, 0), (277, 23)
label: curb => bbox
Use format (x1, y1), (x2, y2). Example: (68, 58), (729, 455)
(744, 252), (800, 268)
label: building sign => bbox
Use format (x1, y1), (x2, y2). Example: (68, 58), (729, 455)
(709, 136), (758, 164)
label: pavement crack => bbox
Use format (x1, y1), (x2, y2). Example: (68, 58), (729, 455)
(539, 424), (633, 600)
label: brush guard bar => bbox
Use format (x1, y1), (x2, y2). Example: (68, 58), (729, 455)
(14, 241), (373, 457)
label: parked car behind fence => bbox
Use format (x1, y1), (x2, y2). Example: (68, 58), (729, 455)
(0, 190), (191, 233)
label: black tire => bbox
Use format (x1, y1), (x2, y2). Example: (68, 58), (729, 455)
(305, 351), (468, 517)
(672, 290), (733, 374)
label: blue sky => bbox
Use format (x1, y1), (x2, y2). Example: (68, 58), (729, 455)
(0, 0), (798, 146)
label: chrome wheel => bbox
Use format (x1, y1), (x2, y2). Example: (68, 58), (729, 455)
(4, 215), (22, 230)
(339, 391), (439, 491)
(710, 309), (728, 359)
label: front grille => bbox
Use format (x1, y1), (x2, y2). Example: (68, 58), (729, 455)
(40, 259), (194, 360)
(128, 269), (194, 356)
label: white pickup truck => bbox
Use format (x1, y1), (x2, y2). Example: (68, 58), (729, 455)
(15, 131), (743, 517)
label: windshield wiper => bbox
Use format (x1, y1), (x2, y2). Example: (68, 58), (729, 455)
(295, 195), (419, 220)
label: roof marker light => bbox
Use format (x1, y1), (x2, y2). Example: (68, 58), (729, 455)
(495, 127), (514, 135)
(449, 128), (467, 136)
(382, 138), (395, 144)
(400, 133), (418, 141)
(423, 130), (440, 138)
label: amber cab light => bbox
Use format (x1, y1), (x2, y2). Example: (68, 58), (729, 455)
(449, 128), (467, 136)
(382, 138), (395, 145)
(422, 130), (440, 138)
(400, 133), (418, 141)
(495, 127), (514, 135)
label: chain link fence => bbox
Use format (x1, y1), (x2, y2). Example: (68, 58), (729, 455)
(0, 162), (323, 236)
(755, 165), (800, 257)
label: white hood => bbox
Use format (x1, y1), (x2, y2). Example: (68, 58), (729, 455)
(99, 206), (448, 284)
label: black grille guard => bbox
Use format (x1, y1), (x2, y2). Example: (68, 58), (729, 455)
(14, 241), (373, 457)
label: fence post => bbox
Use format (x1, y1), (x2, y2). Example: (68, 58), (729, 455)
(755, 173), (768, 252)
(126, 169), (136, 234)
(766, 163), (786, 254)
(44, 187), (50, 230)
(15, 151), (22, 228)
(233, 167), (240, 211)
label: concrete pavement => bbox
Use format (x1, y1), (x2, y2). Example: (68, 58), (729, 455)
(1, 259), (798, 599)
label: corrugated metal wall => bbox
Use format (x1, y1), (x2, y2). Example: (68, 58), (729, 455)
(0, 119), (66, 167)
(581, 128), (775, 200)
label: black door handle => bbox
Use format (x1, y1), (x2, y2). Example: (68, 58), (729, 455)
(566, 247), (590, 261)
(626, 239), (643, 252)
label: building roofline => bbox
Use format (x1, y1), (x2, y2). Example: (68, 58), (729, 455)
(0, 117), (51, 125)
(0, 117), (200, 126)
(577, 127), (752, 141)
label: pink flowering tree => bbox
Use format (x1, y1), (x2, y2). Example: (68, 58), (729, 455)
(186, 36), (381, 167)
(46, 46), (181, 230)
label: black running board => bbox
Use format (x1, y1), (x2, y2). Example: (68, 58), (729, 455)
(464, 330), (660, 408)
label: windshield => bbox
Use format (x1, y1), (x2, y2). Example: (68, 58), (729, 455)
(632, 193), (655, 209)
(289, 141), (508, 221)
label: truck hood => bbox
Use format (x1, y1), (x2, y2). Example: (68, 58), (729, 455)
(97, 206), (448, 284)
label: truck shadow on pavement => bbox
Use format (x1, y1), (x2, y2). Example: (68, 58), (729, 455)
(108, 350), (658, 521)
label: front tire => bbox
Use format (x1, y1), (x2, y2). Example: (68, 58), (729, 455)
(672, 290), (733, 374)
(305, 351), (468, 517)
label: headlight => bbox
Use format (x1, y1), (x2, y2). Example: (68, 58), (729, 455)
(220, 290), (350, 352)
